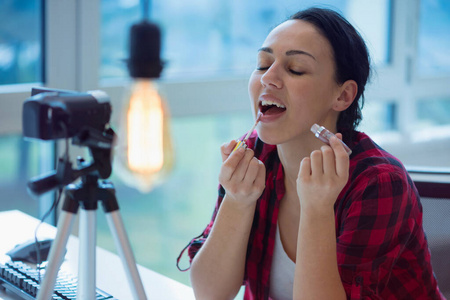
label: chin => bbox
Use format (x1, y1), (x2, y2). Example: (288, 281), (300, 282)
(257, 129), (284, 146)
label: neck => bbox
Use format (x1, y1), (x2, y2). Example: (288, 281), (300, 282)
(276, 132), (327, 188)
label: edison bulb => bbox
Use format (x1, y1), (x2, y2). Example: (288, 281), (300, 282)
(114, 79), (174, 192)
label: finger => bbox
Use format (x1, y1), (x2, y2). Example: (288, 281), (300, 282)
(321, 145), (336, 175)
(330, 136), (349, 178)
(333, 133), (352, 156)
(221, 140), (239, 162)
(242, 157), (261, 186)
(254, 160), (266, 188)
(330, 135), (346, 154)
(232, 148), (255, 182)
(299, 157), (311, 180)
(220, 146), (246, 181)
(310, 150), (323, 176)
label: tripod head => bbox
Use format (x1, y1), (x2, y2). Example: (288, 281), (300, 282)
(23, 88), (115, 196)
(27, 127), (116, 196)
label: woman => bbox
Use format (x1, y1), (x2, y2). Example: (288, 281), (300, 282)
(178, 7), (444, 299)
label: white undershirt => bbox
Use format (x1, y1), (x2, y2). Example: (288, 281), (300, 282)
(269, 222), (296, 300)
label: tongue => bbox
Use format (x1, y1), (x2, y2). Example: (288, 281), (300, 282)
(264, 106), (286, 115)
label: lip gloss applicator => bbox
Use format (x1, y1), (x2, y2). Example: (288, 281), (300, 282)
(311, 124), (352, 156)
(233, 112), (263, 152)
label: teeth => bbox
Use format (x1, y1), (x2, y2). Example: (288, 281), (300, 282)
(261, 100), (286, 108)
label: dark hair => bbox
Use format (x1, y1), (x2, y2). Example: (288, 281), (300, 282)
(290, 7), (370, 133)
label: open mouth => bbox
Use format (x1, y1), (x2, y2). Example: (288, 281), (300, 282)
(259, 100), (286, 115)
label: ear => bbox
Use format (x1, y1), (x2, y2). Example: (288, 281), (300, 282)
(333, 80), (358, 112)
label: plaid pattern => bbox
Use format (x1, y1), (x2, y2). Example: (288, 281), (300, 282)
(181, 131), (445, 299)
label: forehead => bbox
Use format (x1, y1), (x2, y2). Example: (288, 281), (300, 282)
(262, 19), (333, 60)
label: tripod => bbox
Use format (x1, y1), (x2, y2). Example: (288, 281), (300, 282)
(36, 170), (147, 300)
(26, 126), (147, 300)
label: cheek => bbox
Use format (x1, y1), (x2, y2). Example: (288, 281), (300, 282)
(289, 77), (335, 109)
(248, 72), (261, 100)
(287, 84), (330, 123)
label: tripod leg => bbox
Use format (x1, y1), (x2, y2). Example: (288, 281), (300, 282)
(106, 210), (147, 300)
(77, 209), (97, 299)
(36, 210), (77, 300)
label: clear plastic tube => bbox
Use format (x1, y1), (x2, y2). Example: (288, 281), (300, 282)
(310, 124), (352, 155)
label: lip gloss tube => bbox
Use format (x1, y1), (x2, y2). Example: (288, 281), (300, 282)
(232, 112), (263, 152)
(310, 124), (352, 156)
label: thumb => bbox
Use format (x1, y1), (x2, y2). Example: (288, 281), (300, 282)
(221, 140), (239, 162)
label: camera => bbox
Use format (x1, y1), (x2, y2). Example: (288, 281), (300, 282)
(22, 88), (112, 140)
(23, 88), (115, 195)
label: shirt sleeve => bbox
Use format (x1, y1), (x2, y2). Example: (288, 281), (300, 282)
(336, 170), (420, 299)
(176, 185), (225, 271)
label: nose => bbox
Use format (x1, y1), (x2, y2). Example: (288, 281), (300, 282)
(260, 64), (283, 89)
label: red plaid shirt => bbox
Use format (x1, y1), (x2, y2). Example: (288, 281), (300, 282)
(180, 131), (445, 299)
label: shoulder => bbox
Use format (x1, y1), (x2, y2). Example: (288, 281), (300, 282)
(349, 132), (409, 182)
(340, 132), (419, 211)
(337, 132), (422, 240)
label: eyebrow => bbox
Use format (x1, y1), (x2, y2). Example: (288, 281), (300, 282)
(258, 47), (316, 61)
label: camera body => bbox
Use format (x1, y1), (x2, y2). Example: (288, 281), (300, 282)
(22, 88), (111, 140)
(23, 88), (115, 195)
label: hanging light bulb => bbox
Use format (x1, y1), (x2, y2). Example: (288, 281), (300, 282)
(114, 19), (174, 193)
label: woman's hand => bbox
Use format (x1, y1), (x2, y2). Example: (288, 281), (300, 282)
(218, 140), (266, 207)
(297, 134), (349, 213)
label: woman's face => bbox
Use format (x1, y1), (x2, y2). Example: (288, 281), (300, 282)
(248, 19), (343, 145)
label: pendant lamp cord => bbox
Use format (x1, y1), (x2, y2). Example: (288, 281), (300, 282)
(142, 0), (150, 20)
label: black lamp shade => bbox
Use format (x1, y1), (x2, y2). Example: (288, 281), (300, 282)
(127, 21), (163, 78)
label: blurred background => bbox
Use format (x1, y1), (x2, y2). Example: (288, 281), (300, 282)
(0, 0), (449, 288)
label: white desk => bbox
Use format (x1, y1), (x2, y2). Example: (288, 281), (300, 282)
(0, 210), (195, 300)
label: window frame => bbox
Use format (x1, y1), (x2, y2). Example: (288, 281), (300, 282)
(0, 0), (449, 181)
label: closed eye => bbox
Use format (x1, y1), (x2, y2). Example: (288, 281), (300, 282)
(290, 69), (304, 75)
(256, 66), (269, 71)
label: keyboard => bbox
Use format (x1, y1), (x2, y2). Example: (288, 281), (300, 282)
(0, 261), (116, 300)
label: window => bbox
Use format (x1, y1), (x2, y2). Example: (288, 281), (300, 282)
(0, 0), (43, 220)
(101, 0), (390, 80)
(0, 136), (39, 215)
(0, 0), (43, 85)
(417, 0), (450, 77)
(416, 97), (450, 129)
(347, 0), (391, 66)
(411, 0), (450, 147)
